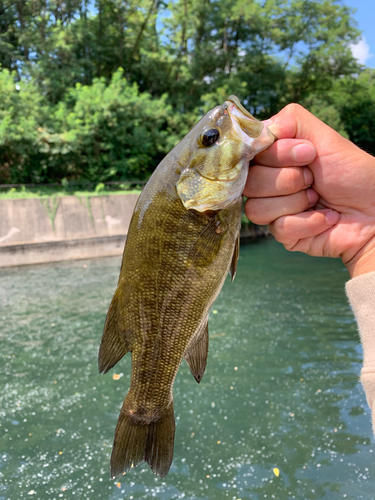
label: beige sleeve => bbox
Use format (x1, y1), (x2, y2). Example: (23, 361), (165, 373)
(346, 271), (375, 434)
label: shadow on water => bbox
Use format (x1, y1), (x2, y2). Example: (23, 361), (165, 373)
(0, 238), (374, 499)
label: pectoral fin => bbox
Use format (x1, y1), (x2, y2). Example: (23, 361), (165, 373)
(98, 288), (131, 374)
(184, 320), (209, 383)
(229, 234), (240, 282)
(188, 214), (227, 267)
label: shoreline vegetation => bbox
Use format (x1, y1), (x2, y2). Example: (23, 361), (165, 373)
(1, 1), (374, 188)
(0, 182), (143, 200)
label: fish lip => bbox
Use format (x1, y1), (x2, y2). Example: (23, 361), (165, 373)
(225, 101), (254, 121)
(225, 101), (262, 130)
(226, 96), (278, 142)
(225, 97), (256, 121)
(226, 104), (263, 146)
(225, 96), (276, 150)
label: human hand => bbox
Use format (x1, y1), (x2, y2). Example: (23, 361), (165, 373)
(244, 104), (375, 278)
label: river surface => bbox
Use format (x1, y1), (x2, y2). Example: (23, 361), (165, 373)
(0, 238), (374, 500)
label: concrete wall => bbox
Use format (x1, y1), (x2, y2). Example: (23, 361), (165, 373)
(0, 194), (139, 267)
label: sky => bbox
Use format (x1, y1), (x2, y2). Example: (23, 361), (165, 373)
(345, 0), (375, 68)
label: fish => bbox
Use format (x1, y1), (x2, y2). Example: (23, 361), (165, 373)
(98, 95), (275, 478)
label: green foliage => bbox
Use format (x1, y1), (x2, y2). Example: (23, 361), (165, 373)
(0, 70), (44, 182)
(331, 70), (375, 155)
(302, 69), (375, 154)
(0, 69), (183, 183)
(307, 100), (349, 139)
(40, 196), (60, 232)
(53, 70), (182, 180)
(95, 182), (105, 194)
(0, 0), (373, 184)
(0, 185), (142, 200)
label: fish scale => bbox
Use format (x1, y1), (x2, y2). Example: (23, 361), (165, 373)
(98, 95), (275, 478)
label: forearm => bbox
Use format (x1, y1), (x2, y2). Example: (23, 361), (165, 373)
(345, 272), (375, 433)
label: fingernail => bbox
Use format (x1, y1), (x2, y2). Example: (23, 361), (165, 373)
(292, 144), (316, 163)
(306, 188), (318, 205)
(303, 167), (313, 187)
(326, 210), (340, 226)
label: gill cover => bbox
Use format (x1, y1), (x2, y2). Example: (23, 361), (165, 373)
(176, 95), (275, 212)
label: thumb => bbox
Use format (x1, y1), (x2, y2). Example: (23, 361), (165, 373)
(266, 103), (343, 145)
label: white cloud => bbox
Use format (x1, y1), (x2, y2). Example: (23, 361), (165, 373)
(350, 37), (373, 65)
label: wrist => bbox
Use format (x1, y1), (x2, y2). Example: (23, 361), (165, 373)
(346, 239), (375, 278)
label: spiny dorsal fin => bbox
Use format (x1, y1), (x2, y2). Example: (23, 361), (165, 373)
(184, 320), (209, 383)
(98, 288), (130, 374)
(230, 234), (240, 282)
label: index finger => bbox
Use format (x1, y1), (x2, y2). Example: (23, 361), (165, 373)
(253, 138), (316, 167)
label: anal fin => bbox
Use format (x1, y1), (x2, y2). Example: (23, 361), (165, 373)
(98, 288), (130, 374)
(184, 320), (209, 383)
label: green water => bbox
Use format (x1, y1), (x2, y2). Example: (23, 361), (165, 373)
(1, 238), (374, 500)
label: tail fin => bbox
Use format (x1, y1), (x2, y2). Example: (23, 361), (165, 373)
(98, 288), (130, 374)
(110, 401), (175, 478)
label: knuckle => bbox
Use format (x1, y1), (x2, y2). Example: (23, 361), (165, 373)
(279, 167), (303, 193)
(284, 103), (304, 116)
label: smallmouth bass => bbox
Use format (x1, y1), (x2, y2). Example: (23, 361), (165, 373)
(98, 96), (275, 478)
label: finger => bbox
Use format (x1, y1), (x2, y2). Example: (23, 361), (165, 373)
(269, 209), (341, 246)
(253, 138), (316, 167)
(263, 103), (346, 145)
(244, 165), (313, 198)
(244, 188), (319, 225)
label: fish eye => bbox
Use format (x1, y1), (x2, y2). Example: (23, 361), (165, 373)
(200, 128), (220, 147)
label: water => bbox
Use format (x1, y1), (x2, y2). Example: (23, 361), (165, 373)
(0, 238), (374, 500)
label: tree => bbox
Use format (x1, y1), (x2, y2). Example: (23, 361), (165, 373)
(0, 69), (45, 182)
(52, 69), (180, 181)
(0, 0), (371, 184)
(303, 69), (375, 155)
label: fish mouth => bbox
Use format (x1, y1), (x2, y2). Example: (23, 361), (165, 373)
(225, 95), (276, 150)
(226, 95), (257, 121)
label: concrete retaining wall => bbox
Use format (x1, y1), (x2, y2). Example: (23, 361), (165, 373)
(0, 194), (139, 267)
(0, 193), (269, 268)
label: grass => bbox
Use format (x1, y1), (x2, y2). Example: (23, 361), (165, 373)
(0, 184), (142, 200)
